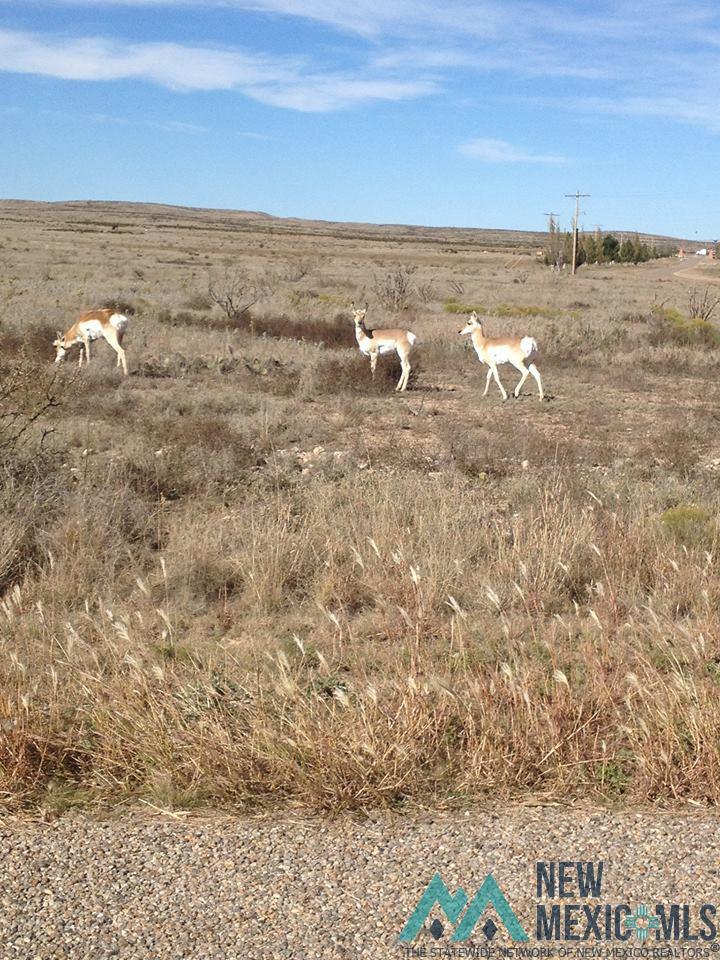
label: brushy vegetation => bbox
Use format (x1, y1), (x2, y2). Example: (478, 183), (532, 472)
(648, 304), (720, 347)
(1, 200), (720, 815)
(443, 298), (573, 321)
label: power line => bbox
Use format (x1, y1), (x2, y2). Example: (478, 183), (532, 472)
(565, 191), (590, 276)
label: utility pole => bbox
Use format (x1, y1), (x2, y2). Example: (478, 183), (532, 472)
(565, 190), (590, 275)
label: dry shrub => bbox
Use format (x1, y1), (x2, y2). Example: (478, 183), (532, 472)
(132, 352), (299, 396)
(253, 313), (352, 348)
(543, 318), (631, 365)
(157, 309), (239, 331)
(208, 266), (279, 324)
(372, 265), (416, 313)
(632, 426), (705, 480)
(148, 413), (252, 453)
(687, 287), (720, 322)
(0, 350), (69, 457)
(0, 474), (66, 593)
(448, 425), (583, 480)
(312, 351), (420, 395)
(182, 292), (213, 311)
(123, 434), (259, 502)
(158, 307), (352, 348)
(0, 326), (57, 362)
(99, 297), (137, 316)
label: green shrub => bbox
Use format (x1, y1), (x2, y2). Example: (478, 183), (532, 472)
(660, 504), (716, 549)
(443, 299), (562, 320)
(444, 298), (486, 314)
(649, 306), (720, 347)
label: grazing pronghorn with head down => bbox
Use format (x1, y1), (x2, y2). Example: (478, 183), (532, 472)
(459, 310), (543, 401)
(351, 302), (417, 392)
(54, 309), (129, 375)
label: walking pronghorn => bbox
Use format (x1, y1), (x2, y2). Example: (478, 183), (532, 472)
(53, 309), (129, 375)
(351, 302), (417, 392)
(459, 311), (543, 400)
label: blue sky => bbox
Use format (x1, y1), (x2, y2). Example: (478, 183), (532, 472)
(0, 1), (718, 238)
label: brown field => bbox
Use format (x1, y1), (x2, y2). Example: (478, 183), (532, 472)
(2, 199), (720, 814)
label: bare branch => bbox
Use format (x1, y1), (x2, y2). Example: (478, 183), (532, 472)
(688, 287), (720, 323)
(208, 267), (280, 326)
(371, 265), (417, 313)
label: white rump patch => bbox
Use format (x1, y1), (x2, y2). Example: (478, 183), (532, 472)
(407, 331), (418, 345)
(110, 313), (128, 333)
(520, 336), (538, 358)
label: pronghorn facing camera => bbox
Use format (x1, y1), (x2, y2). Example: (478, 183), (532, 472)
(351, 302), (418, 392)
(54, 309), (129, 375)
(459, 310), (543, 401)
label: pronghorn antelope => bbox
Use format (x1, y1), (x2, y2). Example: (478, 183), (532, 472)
(351, 302), (417, 392)
(459, 310), (543, 401)
(53, 309), (129, 375)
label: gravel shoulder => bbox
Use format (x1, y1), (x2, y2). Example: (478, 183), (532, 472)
(1, 806), (719, 959)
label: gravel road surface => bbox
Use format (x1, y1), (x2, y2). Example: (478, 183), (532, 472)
(1, 806), (718, 959)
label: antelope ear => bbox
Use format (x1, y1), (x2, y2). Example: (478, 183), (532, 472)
(364, 302), (369, 312)
(350, 301), (355, 310)
(56, 330), (62, 339)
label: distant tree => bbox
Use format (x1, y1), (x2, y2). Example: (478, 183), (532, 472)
(543, 216), (563, 268)
(635, 239), (652, 263)
(602, 234), (620, 261)
(583, 233), (598, 264)
(618, 239), (635, 263)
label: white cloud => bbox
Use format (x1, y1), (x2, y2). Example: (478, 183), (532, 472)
(236, 130), (274, 140)
(0, 28), (437, 110)
(0, 0), (506, 39)
(458, 137), (566, 164)
(39, 107), (210, 134)
(544, 93), (720, 136)
(2, 1), (720, 133)
(157, 119), (208, 134)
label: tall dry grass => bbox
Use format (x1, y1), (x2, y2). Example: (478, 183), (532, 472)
(2, 442), (720, 811)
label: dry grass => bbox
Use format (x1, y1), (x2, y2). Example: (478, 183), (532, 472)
(0, 200), (719, 814)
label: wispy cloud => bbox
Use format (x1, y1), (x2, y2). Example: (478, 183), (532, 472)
(2, 2), (720, 132)
(236, 130), (274, 140)
(159, 119), (208, 134)
(458, 137), (566, 164)
(39, 107), (210, 134)
(0, 28), (437, 111)
(567, 95), (720, 135)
